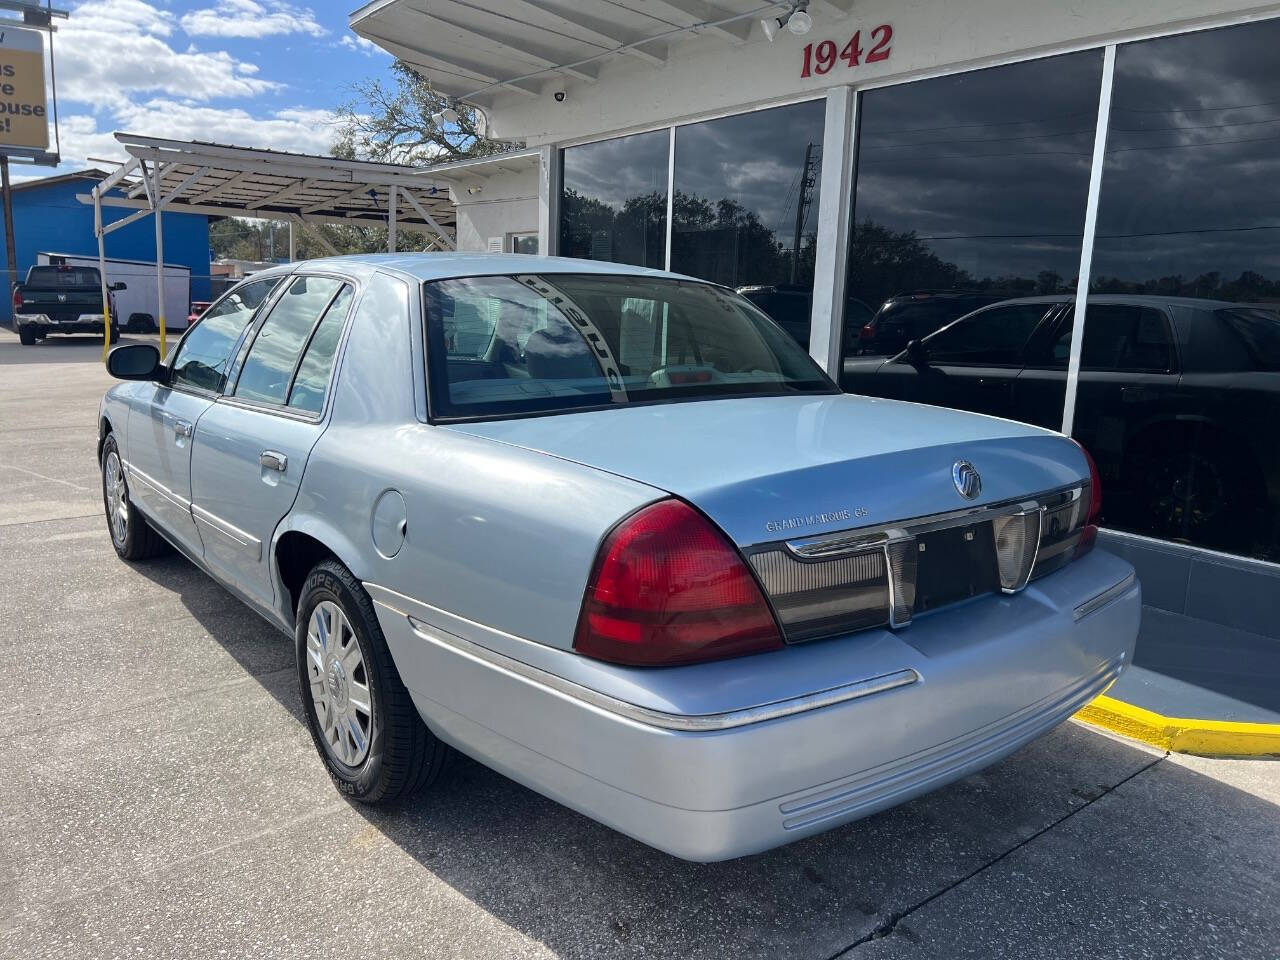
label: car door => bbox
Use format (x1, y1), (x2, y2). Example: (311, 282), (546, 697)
(124, 277), (282, 556)
(189, 275), (355, 610)
(864, 301), (1056, 420)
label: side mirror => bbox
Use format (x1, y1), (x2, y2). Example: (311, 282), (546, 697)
(110, 281), (128, 292)
(106, 343), (161, 381)
(905, 338), (930, 371)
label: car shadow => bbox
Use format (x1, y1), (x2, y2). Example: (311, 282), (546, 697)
(120, 548), (1279, 958)
(0, 332), (158, 365)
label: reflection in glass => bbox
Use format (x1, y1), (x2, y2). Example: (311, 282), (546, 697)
(560, 131), (669, 269)
(669, 100), (827, 346)
(842, 51), (1102, 370)
(235, 276), (343, 405)
(1081, 20), (1280, 561)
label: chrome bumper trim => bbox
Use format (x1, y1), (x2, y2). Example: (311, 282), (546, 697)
(366, 583), (919, 733)
(1073, 571), (1138, 622)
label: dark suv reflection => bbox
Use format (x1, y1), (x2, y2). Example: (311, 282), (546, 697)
(853, 291), (1008, 356)
(843, 295), (1280, 560)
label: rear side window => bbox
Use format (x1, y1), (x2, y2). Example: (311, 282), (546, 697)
(234, 276), (345, 406)
(922, 303), (1054, 365)
(1052, 305), (1174, 372)
(1217, 308), (1280, 372)
(169, 278), (281, 393)
(26, 266), (99, 286)
(287, 286), (355, 413)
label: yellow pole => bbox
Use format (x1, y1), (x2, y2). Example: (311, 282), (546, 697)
(152, 161), (166, 358)
(95, 187), (111, 363)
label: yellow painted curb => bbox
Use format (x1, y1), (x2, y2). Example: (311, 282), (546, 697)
(1075, 695), (1280, 757)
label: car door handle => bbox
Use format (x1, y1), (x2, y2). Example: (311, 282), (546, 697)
(259, 450), (288, 472)
(173, 419), (193, 439)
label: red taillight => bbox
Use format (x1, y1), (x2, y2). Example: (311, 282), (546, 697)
(859, 323), (874, 340)
(1073, 439), (1103, 553)
(12, 288), (21, 310)
(574, 499), (783, 666)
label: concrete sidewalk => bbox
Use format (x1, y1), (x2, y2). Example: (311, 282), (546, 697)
(1, 330), (1277, 960)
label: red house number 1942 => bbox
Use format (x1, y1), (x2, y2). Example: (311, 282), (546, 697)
(800, 24), (892, 77)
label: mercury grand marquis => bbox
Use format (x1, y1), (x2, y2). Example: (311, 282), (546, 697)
(97, 254), (1140, 861)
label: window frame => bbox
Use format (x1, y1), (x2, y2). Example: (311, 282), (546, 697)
(164, 274), (289, 399)
(1038, 302), (1181, 375)
(419, 272), (839, 425)
(215, 269), (361, 423)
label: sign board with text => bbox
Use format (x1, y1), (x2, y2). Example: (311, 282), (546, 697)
(0, 27), (48, 152)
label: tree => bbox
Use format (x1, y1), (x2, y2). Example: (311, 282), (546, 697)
(335, 61), (519, 166)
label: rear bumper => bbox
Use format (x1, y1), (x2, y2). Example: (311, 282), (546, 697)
(16, 313), (106, 333)
(371, 549), (1140, 861)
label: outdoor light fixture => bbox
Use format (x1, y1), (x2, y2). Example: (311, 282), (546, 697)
(431, 102), (460, 126)
(761, 1), (812, 41)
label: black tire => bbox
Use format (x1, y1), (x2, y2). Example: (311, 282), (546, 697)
(100, 433), (169, 561)
(296, 559), (450, 803)
(107, 322), (120, 344)
(18, 326), (35, 345)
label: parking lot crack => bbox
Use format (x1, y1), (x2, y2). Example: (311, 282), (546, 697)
(828, 753), (1168, 958)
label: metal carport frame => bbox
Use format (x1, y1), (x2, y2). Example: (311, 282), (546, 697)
(83, 133), (464, 359)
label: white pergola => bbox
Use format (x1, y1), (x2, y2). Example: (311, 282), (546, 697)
(81, 133), (466, 356)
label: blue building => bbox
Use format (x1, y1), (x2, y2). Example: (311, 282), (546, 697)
(1, 169), (211, 326)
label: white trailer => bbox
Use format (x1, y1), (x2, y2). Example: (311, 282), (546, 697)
(36, 252), (193, 331)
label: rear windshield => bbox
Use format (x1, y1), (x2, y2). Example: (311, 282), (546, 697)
(27, 266), (99, 287)
(423, 273), (835, 420)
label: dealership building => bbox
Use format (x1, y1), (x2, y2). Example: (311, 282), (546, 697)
(349, 0), (1280, 660)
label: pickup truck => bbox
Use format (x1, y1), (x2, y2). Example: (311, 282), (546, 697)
(12, 264), (125, 345)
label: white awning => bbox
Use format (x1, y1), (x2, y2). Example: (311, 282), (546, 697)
(78, 133), (475, 248)
(348, 0), (852, 107)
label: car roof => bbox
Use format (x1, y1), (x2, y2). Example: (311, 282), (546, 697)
(970, 293), (1250, 310)
(255, 253), (688, 284)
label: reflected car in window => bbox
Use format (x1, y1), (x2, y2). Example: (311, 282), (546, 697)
(844, 295), (1280, 559)
(96, 256), (1138, 862)
(854, 291), (1009, 357)
(737, 283), (874, 351)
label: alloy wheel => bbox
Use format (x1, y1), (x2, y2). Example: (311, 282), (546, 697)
(306, 600), (373, 767)
(104, 451), (128, 545)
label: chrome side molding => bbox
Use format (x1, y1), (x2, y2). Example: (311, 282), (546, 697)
(366, 582), (920, 732)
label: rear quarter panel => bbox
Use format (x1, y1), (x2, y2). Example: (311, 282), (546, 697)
(281, 268), (663, 650)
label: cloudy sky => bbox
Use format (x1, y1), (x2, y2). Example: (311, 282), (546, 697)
(15, 0), (390, 181)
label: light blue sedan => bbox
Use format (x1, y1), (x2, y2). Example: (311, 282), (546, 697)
(98, 255), (1140, 861)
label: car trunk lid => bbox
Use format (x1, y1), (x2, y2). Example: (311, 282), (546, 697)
(444, 393), (1089, 549)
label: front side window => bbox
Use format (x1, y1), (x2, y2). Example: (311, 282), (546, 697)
(235, 276), (345, 406)
(921, 302), (1056, 365)
(169, 277), (281, 393)
(424, 274), (833, 419)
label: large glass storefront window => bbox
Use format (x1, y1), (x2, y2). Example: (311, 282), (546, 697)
(1075, 20), (1280, 561)
(840, 50), (1102, 430)
(669, 100), (828, 347)
(560, 130), (669, 269)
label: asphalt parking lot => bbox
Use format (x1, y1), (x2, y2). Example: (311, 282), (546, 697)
(1, 328), (1277, 960)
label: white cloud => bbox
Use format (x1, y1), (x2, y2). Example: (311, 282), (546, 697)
(34, 1), (344, 181)
(52, 102), (339, 171)
(59, 0), (277, 107)
(339, 35), (388, 56)
(180, 0), (327, 39)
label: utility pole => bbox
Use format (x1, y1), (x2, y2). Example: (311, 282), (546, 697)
(2, 157), (17, 329)
(790, 143), (819, 286)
